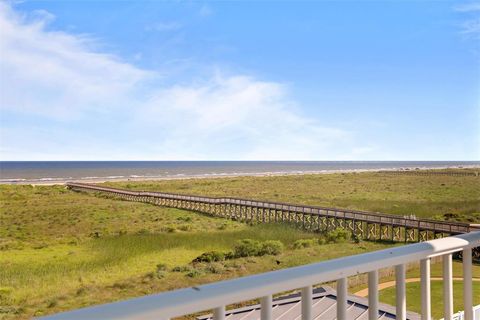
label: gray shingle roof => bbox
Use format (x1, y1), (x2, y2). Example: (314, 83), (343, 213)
(197, 286), (420, 320)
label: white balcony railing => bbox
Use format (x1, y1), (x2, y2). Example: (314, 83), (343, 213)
(443, 304), (480, 320)
(40, 231), (480, 320)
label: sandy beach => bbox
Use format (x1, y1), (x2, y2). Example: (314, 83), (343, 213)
(2, 164), (478, 186)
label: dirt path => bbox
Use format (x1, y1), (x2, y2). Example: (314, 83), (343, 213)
(354, 277), (480, 297)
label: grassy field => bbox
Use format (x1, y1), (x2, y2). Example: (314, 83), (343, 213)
(1, 170), (479, 319)
(349, 260), (480, 319)
(106, 170), (480, 222)
(0, 184), (394, 319)
(379, 281), (480, 319)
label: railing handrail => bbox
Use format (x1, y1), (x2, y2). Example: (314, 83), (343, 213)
(66, 182), (475, 229)
(39, 231), (480, 320)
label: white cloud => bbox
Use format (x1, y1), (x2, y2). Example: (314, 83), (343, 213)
(31, 9), (55, 24)
(145, 21), (182, 32)
(199, 4), (213, 17)
(0, 2), (353, 160)
(0, 2), (152, 119)
(454, 2), (480, 37)
(139, 74), (349, 160)
(454, 2), (480, 12)
(461, 19), (480, 35)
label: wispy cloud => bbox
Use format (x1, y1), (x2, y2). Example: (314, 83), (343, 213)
(461, 19), (480, 35)
(454, 2), (480, 12)
(139, 74), (349, 160)
(199, 4), (213, 17)
(0, 2), (354, 160)
(0, 2), (151, 120)
(454, 2), (480, 37)
(145, 21), (182, 32)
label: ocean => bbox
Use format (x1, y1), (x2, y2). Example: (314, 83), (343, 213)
(0, 161), (478, 184)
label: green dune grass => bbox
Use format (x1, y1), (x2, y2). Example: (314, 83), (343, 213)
(1, 169), (479, 319)
(106, 170), (480, 221)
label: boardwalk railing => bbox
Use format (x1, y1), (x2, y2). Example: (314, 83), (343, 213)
(40, 231), (480, 320)
(66, 182), (478, 243)
(378, 170), (479, 177)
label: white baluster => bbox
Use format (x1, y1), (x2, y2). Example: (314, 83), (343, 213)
(463, 248), (473, 320)
(443, 254), (453, 320)
(337, 278), (347, 320)
(368, 270), (378, 320)
(261, 295), (272, 320)
(395, 264), (406, 320)
(421, 258), (431, 320)
(213, 306), (225, 320)
(302, 285), (312, 320)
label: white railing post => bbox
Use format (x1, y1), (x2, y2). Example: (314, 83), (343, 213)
(337, 278), (347, 320)
(213, 306), (225, 320)
(463, 248), (473, 320)
(368, 270), (378, 320)
(421, 258), (431, 320)
(301, 285), (312, 320)
(395, 264), (406, 320)
(443, 254), (453, 320)
(261, 295), (272, 320)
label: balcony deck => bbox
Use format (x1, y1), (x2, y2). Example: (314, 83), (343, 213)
(197, 287), (421, 320)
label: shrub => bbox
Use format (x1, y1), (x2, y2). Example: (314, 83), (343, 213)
(260, 240), (284, 255)
(166, 226), (177, 233)
(155, 263), (167, 279)
(224, 252), (235, 260)
(111, 281), (131, 289)
(293, 239), (316, 249)
(156, 270), (167, 279)
(137, 228), (150, 235)
(232, 239), (283, 257)
(33, 243), (48, 250)
(172, 265), (192, 272)
(326, 228), (351, 243)
(186, 269), (203, 278)
(205, 262), (225, 274)
(156, 263), (167, 271)
(217, 223), (228, 230)
(75, 287), (86, 296)
(47, 299), (58, 308)
(232, 239), (262, 257)
(193, 251), (225, 263)
(318, 238), (326, 245)
(89, 231), (102, 238)
(0, 287), (13, 298)
(352, 233), (361, 243)
(0, 306), (21, 315)
(179, 225), (192, 231)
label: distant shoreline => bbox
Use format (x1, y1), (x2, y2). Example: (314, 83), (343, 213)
(1, 164), (478, 186)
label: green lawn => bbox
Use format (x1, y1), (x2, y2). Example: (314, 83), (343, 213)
(379, 280), (480, 319)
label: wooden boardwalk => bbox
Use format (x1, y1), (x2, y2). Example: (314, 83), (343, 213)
(378, 170), (479, 177)
(66, 182), (479, 244)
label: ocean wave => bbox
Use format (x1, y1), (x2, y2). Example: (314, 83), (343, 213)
(0, 178), (27, 182)
(0, 162), (478, 184)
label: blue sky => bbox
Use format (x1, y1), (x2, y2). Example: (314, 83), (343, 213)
(0, 0), (479, 160)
